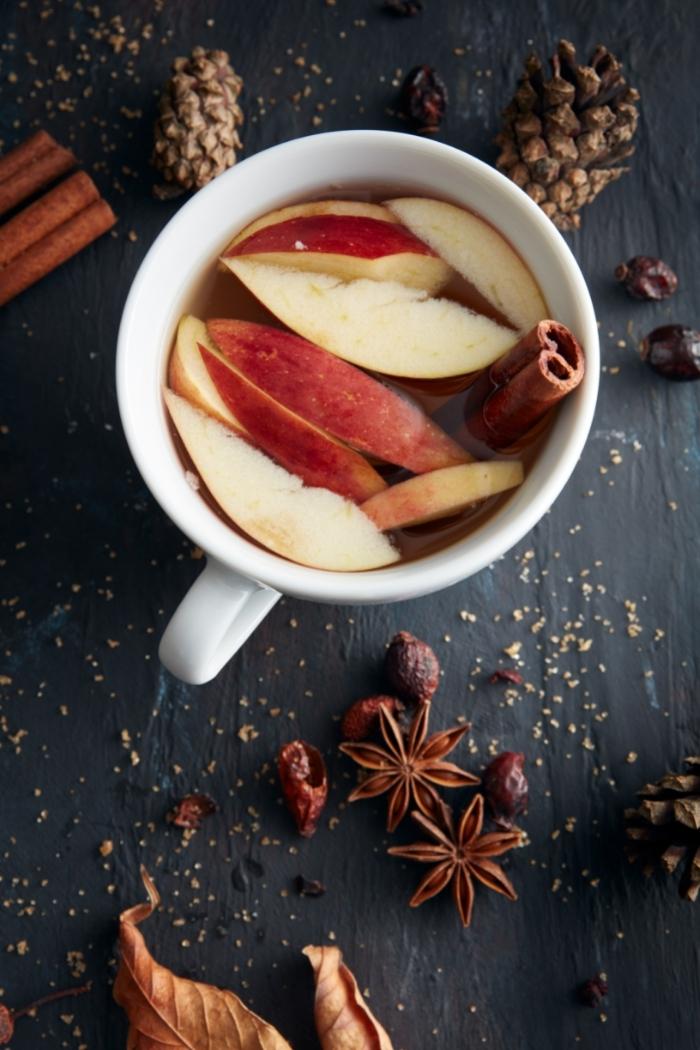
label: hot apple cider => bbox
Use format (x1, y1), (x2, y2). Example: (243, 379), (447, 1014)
(165, 196), (584, 570)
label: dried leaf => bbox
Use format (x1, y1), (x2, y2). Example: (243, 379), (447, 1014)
(114, 867), (293, 1049)
(304, 945), (393, 1050)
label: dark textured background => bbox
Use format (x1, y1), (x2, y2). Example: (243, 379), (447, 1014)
(1, 1), (699, 1047)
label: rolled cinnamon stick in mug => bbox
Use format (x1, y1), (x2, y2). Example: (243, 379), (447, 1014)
(0, 171), (99, 268)
(464, 320), (585, 449)
(0, 132), (77, 217)
(0, 198), (116, 307)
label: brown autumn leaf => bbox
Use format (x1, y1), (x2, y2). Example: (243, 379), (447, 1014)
(114, 867), (293, 1050)
(304, 945), (394, 1050)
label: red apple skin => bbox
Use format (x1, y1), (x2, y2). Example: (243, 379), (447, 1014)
(225, 214), (437, 261)
(227, 200), (400, 249)
(223, 212), (451, 291)
(199, 344), (387, 504)
(206, 319), (469, 473)
(360, 462), (524, 530)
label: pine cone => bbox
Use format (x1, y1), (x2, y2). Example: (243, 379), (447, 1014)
(625, 756), (700, 901)
(152, 46), (243, 198)
(495, 40), (640, 231)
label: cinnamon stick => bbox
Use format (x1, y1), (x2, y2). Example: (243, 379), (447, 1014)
(0, 132), (76, 217)
(0, 171), (99, 268)
(0, 130), (56, 183)
(464, 320), (585, 449)
(0, 198), (116, 307)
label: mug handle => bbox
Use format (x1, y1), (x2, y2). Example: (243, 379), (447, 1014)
(158, 558), (281, 684)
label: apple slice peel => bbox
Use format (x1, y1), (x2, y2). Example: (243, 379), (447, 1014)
(205, 317), (470, 473)
(223, 199), (451, 293)
(360, 461), (524, 531)
(226, 200), (402, 247)
(169, 315), (246, 434)
(171, 315), (387, 505)
(199, 344), (387, 504)
(163, 390), (399, 572)
(225, 213), (451, 292)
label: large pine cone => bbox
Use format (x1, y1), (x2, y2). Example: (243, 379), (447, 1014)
(152, 47), (243, 197)
(625, 756), (700, 901)
(496, 40), (639, 231)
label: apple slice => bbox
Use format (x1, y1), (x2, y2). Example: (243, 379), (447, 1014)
(223, 200), (450, 292)
(164, 390), (399, 571)
(173, 314), (386, 502)
(228, 200), (401, 246)
(206, 318), (470, 473)
(197, 347), (386, 505)
(169, 315), (246, 433)
(225, 261), (517, 379)
(385, 198), (548, 332)
(360, 461), (524, 530)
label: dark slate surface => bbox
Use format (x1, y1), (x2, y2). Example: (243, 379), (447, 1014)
(1, 1), (698, 1047)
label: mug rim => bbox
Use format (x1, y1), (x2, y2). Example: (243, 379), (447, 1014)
(116, 129), (599, 604)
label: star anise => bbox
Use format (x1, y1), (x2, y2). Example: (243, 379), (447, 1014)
(339, 701), (478, 832)
(388, 794), (522, 926)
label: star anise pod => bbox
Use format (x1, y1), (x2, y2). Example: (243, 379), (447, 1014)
(388, 794), (522, 926)
(339, 701), (478, 832)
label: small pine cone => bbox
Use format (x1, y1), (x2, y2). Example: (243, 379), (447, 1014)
(624, 756), (700, 901)
(496, 39), (639, 231)
(152, 46), (244, 197)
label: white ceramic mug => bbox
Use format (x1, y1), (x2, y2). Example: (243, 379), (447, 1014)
(116, 130), (599, 685)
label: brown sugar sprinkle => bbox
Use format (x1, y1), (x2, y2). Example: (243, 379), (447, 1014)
(237, 724), (259, 743)
(66, 950), (87, 978)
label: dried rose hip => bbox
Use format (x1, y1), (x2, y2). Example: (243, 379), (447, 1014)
(278, 740), (328, 837)
(579, 973), (608, 1007)
(385, 631), (440, 704)
(0, 1007), (12, 1046)
(482, 751), (528, 829)
(384, 0), (422, 13)
(615, 256), (678, 300)
(295, 875), (326, 897)
(399, 65), (447, 134)
(640, 324), (700, 381)
(341, 695), (400, 741)
(168, 793), (218, 829)
(489, 668), (524, 686)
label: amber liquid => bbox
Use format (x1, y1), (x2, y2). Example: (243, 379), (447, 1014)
(171, 192), (551, 567)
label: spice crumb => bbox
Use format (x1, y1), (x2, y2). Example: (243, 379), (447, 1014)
(238, 724), (259, 742)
